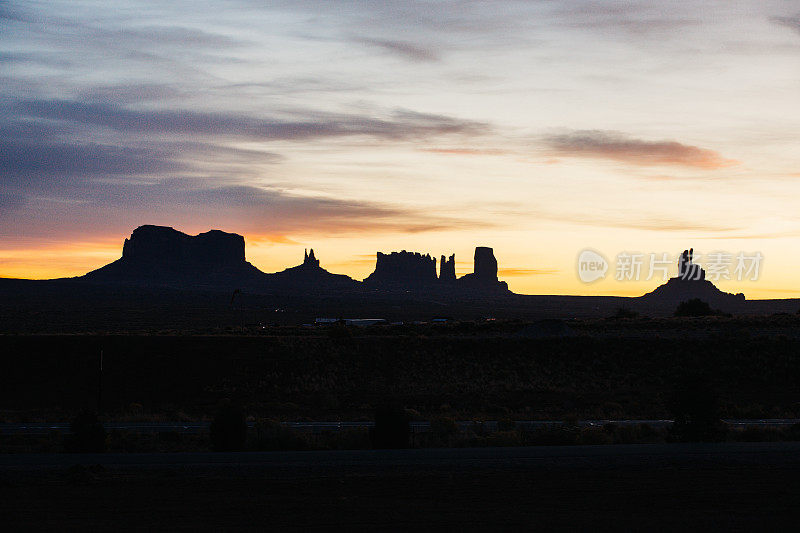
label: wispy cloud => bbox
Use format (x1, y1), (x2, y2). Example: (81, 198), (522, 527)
(17, 99), (488, 141)
(555, 213), (741, 234)
(421, 147), (509, 156)
(499, 268), (558, 276)
(355, 37), (439, 62)
(544, 130), (738, 169)
(771, 14), (800, 35)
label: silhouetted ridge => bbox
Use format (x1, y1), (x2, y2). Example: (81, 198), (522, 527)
(77, 225), (511, 295)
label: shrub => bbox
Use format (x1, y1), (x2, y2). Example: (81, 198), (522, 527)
(371, 403), (411, 449)
(674, 298), (716, 317)
(497, 418), (517, 431)
(329, 428), (371, 450)
(523, 425), (579, 446)
(65, 411), (106, 453)
(210, 401), (247, 452)
(485, 430), (522, 447)
(613, 307), (639, 319)
(669, 375), (726, 442)
(604, 423), (662, 444)
(429, 416), (459, 447)
(251, 419), (308, 451)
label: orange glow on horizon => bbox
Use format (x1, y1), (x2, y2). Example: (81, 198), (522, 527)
(1, 235), (794, 301)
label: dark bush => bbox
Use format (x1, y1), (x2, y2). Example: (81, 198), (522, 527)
(669, 375), (726, 442)
(484, 430), (522, 447)
(674, 298), (716, 317)
(371, 403), (411, 449)
(251, 419), (308, 451)
(735, 427), (782, 442)
(65, 411), (106, 453)
(210, 401), (247, 452)
(613, 307), (639, 319)
(523, 425), (579, 446)
(429, 416), (459, 447)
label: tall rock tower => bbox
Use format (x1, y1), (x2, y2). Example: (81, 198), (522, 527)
(457, 246), (508, 292)
(439, 254), (456, 282)
(473, 247), (498, 282)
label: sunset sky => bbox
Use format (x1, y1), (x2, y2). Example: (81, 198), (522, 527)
(3, 1), (800, 298)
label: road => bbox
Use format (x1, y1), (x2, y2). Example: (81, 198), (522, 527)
(3, 443), (800, 530)
(1, 441), (800, 469)
(3, 418), (797, 435)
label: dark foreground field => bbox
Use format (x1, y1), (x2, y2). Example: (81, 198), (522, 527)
(2, 317), (800, 423)
(3, 443), (800, 530)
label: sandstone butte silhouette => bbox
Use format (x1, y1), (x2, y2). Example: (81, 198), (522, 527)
(81, 225), (509, 294)
(78, 225), (745, 307)
(640, 248), (745, 306)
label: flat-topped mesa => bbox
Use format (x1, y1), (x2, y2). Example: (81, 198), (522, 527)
(83, 225), (264, 287)
(364, 250), (438, 287)
(120, 225), (245, 268)
(439, 254), (456, 282)
(458, 246), (509, 291)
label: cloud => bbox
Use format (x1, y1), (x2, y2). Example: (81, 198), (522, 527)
(0, 4), (30, 22)
(556, 3), (699, 36)
(355, 37), (439, 62)
(552, 213), (741, 234)
(17, 99), (488, 141)
(544, 130), (738, 169)
(79, 84), (184, 104)
(0, 51), (72, 68)
(0, 139), (180, 181)
(0, 178), (490, 245)
(98, 25), (245, 48)
(771, 14), (800, 35)
(498, 268), (558, 276)
(421, 147), (509, 156)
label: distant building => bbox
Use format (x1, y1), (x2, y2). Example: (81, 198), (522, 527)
(315, 318), (387, 326)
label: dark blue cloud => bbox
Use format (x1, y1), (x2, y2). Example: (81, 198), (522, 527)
(16, 99), (488, 140)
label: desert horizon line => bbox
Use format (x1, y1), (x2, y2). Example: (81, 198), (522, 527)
(1, 223), (774, 302)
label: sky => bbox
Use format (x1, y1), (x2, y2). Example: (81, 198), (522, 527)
(2, 0), (800, 298)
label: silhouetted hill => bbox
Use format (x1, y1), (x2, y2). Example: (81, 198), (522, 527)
(12, 231), (800, 331)
(80, 226), (358, 293)
(74, 226), (514, 297)
(640, 277), (745, 311)
(271, 249), (358, 290)
(637, 249), (745, 312)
